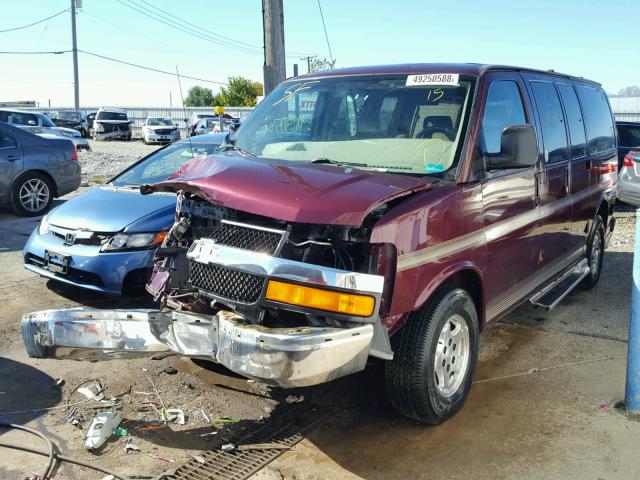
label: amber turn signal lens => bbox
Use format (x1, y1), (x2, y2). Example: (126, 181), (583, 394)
(265, 280), (375, 317)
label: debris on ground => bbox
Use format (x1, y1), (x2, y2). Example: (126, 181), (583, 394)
(55, 378), (65, 387)
(77, 384), (104, 402)
(237, 443), (291, 451)
(285, 395), (304, 404)
(201, 409), (211, 423)
(192, 455), (206, 464)
(166, 408), (186, 425)
(162, 366), (178, 375)
(212, 416), (239, 424)
(600, 402), (610, 409)
(124, 437), (141, 454)
(149, 453), (175, 463)
(84, 410), (124, 450)
(221, 443), (236, 453)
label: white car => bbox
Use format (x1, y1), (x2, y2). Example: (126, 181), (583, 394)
(0, 109), (91, 151)
(142, 117), (180, 144)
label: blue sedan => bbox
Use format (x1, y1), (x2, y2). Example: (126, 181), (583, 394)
(23, 133), (226, 295)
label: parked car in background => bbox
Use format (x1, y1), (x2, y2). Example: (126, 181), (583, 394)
(23, 133), (226, 295)
(22, 64), (618, 425)
(0, 108), (91, 151)
(616, 149), (640, 206)
(92, 108), (132, 141)
(86, 112), (97, 130)
(142, 117), (180, 144)
(50, 110), (89, 138)
(192, 117), (237, 136)
(615, 121), (640, 170)
(0, 122), (80, 216)
(188, 113), (216, 137)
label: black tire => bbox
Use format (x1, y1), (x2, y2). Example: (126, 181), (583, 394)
(580, 215), (605, 290)
(9, 172), (54, 217)
(385, 287), (479, 424)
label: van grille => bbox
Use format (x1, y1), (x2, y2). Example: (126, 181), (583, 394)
(209, 222), (283, 255)
(189, 260), (264, 304)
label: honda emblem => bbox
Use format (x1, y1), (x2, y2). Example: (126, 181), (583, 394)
(64, 232), (76, 245)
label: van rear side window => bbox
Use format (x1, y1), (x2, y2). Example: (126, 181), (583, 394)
(575, 86), (615, 155)
(557, 84), (587, 158)
(530, 81), (568, 163)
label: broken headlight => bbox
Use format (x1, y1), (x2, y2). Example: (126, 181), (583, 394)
(101, 231), (167, 252)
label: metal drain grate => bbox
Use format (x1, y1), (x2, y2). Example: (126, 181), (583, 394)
(166, 404), (327, 480)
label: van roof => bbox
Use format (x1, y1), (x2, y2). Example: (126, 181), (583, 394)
(294, 63), (601, 86)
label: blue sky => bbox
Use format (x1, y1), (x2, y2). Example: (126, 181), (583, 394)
(1, 0), (637, 106)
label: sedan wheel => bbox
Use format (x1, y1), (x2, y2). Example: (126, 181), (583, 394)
(10, 173), (53, 217)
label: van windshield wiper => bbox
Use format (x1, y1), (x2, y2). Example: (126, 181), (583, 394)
(218, 144), (256, 157)
(310, 158), (368, 167)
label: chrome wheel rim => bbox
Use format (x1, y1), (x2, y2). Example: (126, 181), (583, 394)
(19, 178), (50, 213)
(590, 230), (603, 278)
(433, 314), (470, 398)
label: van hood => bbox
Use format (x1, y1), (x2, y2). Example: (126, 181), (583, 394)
(141, 154), (430, 226)
(47, 185), (176, 233)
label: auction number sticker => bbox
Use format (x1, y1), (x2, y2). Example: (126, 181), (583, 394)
(406, 73), (459, 86)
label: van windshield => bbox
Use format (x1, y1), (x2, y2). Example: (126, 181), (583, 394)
(233, 74), (475, 177)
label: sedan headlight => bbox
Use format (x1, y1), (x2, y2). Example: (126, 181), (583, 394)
(101, 231), (167, 252)
(39, 215), (50, 235)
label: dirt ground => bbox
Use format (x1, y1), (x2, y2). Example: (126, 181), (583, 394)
(1, 153), (639, 479)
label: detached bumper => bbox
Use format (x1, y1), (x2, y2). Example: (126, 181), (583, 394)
(21, 308), (373, 388)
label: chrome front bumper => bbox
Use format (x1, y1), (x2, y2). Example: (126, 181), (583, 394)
(21, 308), (373, 387)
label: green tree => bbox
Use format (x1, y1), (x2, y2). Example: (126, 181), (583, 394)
(212, 77), (264, 107)
(184, 86), (215, 107)
(308, 57), (336, 73)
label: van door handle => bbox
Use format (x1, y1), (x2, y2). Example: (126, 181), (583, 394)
(534, 172), (541, 206)
(6, 154), (20, 162)
(565, 167), (570, 194)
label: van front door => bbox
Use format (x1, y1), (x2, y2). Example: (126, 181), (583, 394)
(477, 73), (542, 322)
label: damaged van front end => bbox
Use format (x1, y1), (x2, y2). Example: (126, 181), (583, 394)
(22, 153), (429, 387)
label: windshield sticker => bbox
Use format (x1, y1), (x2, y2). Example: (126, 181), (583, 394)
(406, 73), (459, 87)
(425, 163), (446, 173)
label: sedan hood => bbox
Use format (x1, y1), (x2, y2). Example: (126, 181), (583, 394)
(48, 185), (176, 233)
(142, 154), (430, 226)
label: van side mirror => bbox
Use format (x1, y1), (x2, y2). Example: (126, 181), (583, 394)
(486, 125), (538, 169)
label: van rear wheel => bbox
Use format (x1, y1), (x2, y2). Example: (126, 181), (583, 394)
(385, 287), (479, 424)
(580, 215), (605, 290)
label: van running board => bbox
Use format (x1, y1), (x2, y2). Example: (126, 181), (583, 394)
(529, 258), (590, 310)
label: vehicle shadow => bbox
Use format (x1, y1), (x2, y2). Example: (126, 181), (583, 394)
(0, 198), (68, 253)
(45, 280), (155, 309)
(0, 356), (62, 427)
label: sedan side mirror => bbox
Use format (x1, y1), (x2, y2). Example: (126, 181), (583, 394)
(486, 125), (538, 169)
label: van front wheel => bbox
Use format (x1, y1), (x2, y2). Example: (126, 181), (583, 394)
(385, 287), (479, 424)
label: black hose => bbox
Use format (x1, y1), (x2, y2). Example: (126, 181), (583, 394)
(0, 441), (131, 480)
(0, 422), (55, 478)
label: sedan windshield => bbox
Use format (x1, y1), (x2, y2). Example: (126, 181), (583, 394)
(112, 142), (222, 186)
(147, 118), (173, 126)
(56, 111), (80, 120)
(233, 74), (475, 176)
(97, 112), (128, 121)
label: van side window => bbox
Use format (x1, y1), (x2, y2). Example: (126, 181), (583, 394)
(480, 81), (526, 154)
(530, 81), (568, 163)
(575, 86), (615, 155)
(557, 84), (587, 158)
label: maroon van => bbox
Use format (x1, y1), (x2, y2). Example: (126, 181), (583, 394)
(22, 64), (618, 423)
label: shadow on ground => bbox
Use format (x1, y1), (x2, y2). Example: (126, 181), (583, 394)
(0, 356), (62, 426)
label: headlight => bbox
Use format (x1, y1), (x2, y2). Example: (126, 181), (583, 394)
(39, 215), (50, 235)
(96, 124), (105, 133)
(101, 231), (167, 252)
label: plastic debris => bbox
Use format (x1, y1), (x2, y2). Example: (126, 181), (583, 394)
(99, 476), (115, 480)
(77, 385), (104, 402)
(162, 366), (178, 375)
(166, 408), (186, 425)
(221, 443), (236, 453)
(200, 409), (211, 423)
(149, 453), (175, 463)
(199, 431), (218, 437)
(285, 395), (304, 404)
(193, 455), (206, 464)
(238, 443), (291, 451)
(600, 402), (610, 409)
(114, 427), (129, 437)
(84, 410), (123, 450)
(124, 437), (141, 454)
(55, 378), (65, 387)
(212, 417), (239, 424)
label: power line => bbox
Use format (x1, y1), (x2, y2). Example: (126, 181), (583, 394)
(0, 8), (69, 34)
(316, 0), (333, 62)
(81, 9), (172, 47)
(0, 49), (227, 85)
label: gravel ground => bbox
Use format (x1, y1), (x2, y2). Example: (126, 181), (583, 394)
(78, 139), (160, 184)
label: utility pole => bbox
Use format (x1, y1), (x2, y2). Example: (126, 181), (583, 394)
(301, 55), (316, 73)
(70, 0), (80, 110)
(262, 0), (286, 95)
